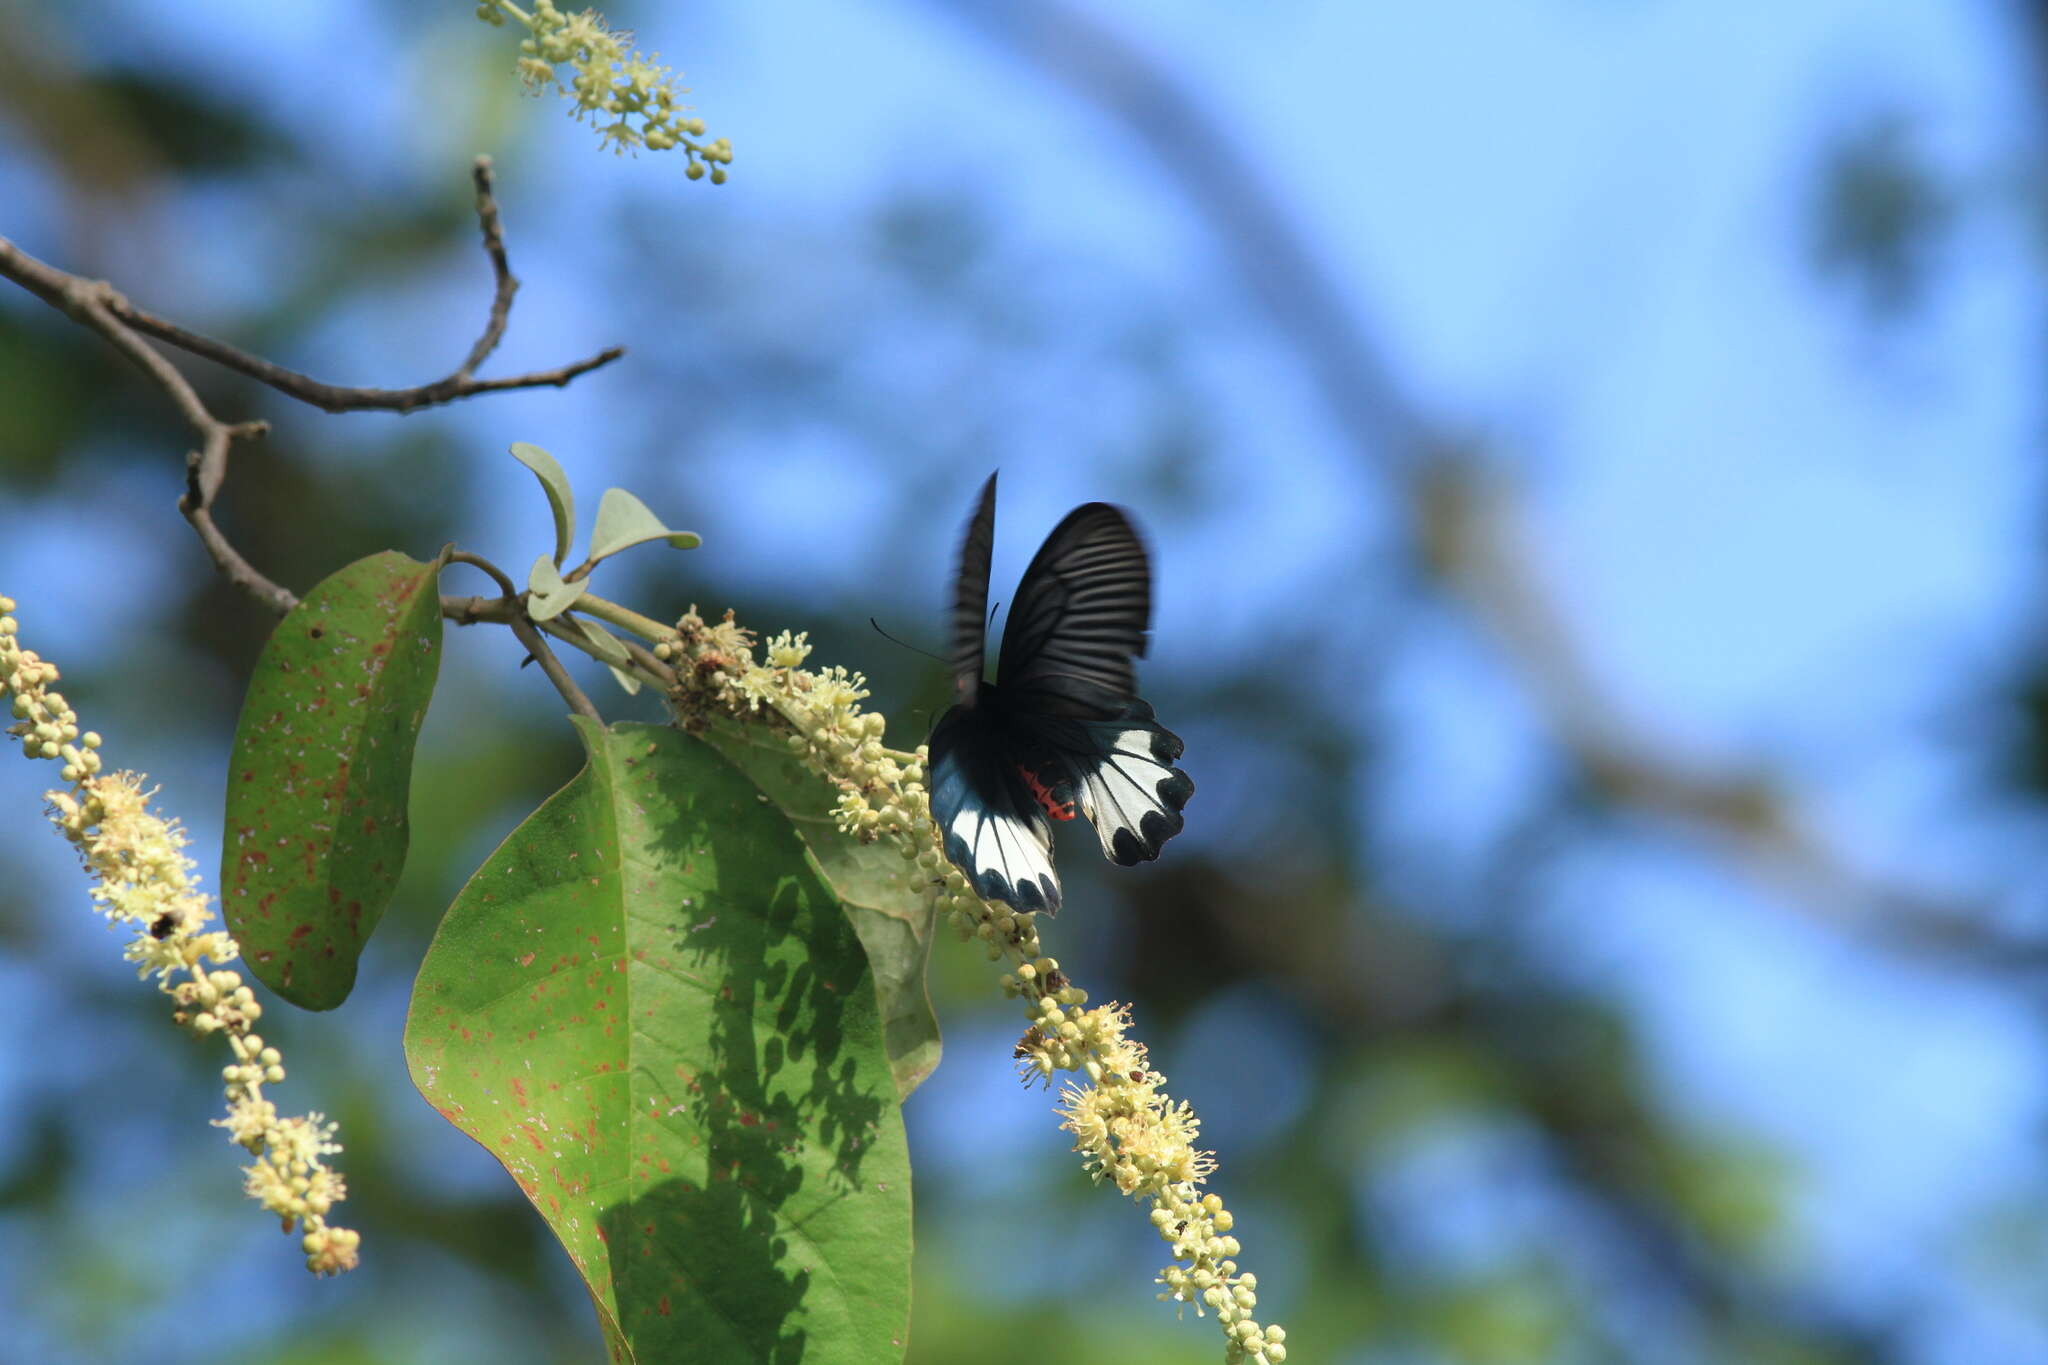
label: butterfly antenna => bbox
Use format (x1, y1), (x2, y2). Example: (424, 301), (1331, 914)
(988, 601), (1001, 628)
(868, 617), (949, 665)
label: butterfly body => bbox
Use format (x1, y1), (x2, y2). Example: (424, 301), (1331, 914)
(1014, 753), (1079, 823)
(928, 474), (1193, 915)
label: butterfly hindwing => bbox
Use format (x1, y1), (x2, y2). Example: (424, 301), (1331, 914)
(995, 501), (1151, 719)
(928, 705), (1062, 914)
(1030, 700), (1193, 866)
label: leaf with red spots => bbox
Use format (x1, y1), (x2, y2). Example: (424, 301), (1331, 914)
(404, 721), (912, 1365)
(220, 549), (448, 1009)
(699, 715), (943, 1099)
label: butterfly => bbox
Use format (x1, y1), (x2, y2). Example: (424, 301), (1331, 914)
(927, 473), (1194, 914)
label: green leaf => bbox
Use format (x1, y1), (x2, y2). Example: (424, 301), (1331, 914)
(606, 663), (643, 697)
(221, 549), (447, 1009)
(589, 487), (702, 565)
(700, 716), (942, 1098)
(406, 722), (912, 1364)
(511, 442), (576, 567)
(526, 555), (585, 622)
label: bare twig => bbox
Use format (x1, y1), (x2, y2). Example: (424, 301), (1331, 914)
(455, 157), (520, 379)
(0, 251), (302, 613)
(0, 160), (625, 618)
(446, 549), (520, 601)
(508, 616), (603, 721)
(442, 593), (517, 627)
(10, 158), (624, 417)
(113, 301), (623, 414)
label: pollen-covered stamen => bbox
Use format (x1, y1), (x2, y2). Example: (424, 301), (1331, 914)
(1016, 764), (1077, 821)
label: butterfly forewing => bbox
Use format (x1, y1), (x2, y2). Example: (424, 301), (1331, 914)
(948, 473), (998, 707)
(994, 502), (1151, 719)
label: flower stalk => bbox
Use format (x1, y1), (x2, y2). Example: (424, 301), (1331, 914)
(2, 596), (360, 1276)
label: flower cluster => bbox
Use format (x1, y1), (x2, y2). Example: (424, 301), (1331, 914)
(477, 0), (734, 180)
(658, 608), (1045, 956)
(3, 597), (360, 1276)
(657, 603), (1285, 1361)
(660, 607), (935, 839)
(1012, 989), (1283, 1361)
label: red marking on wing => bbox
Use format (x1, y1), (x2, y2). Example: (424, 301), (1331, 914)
(1016, 765), (1077, 821)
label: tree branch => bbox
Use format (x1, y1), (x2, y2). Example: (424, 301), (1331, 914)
(50, 158), (623, 416)
(446, 549), (520, 601)
(1, 257), (300, 613)
(0, 158), (625, 617)
(456, 155), (522, 379)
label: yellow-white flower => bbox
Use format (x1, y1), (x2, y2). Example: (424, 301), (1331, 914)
(478, 0), (734, 180)
(2, 596), (359, 1276)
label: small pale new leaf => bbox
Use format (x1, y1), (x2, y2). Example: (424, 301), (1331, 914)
(589, 487), (701, 565)
(526, 555), (586, 622)
(510, 442), (576, 567)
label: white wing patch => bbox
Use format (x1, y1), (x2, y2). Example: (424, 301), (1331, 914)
(1056, 715), (1193, 867)
(928, 733), (1063, 914)
(944, 802), (1061, 914)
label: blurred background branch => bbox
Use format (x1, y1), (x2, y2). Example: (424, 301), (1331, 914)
(948, 0), (2048, 993)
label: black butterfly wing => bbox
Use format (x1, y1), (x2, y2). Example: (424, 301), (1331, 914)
(994, 502), (1151, 719)
(1029, 699), (1194, 866)
(949, 473), (998, 708)
(927, 704), (1063, 914)
(928, 479), (1189, 913)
